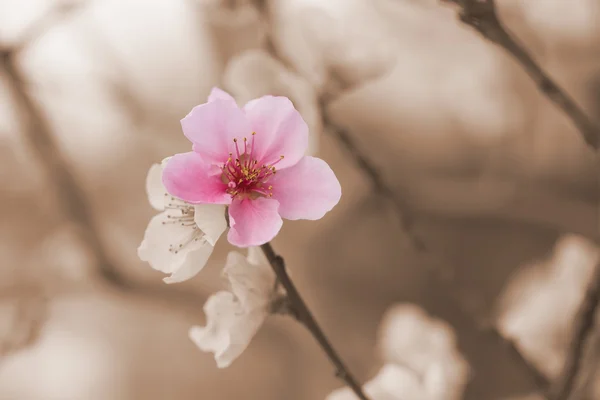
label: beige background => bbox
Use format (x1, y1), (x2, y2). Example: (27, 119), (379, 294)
(0, 0), (598, 399)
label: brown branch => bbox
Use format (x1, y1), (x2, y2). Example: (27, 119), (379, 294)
(1, 48), (215, 314)
(247, 0), (550, 393)
(1, 50), (125, 286)
(261, 243), (371, 400)
(322, 110), (551, 392)
(448, 0), (599, 150)
(549, 260), (600, 400)
(321, 104), (427, 253)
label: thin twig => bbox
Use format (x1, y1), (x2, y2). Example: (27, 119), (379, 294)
(250, 0), (549, 392)
(260, 243), (371, 400)
(1, 51), (125, 287)
(550, 260), (600, 400)
(324, 109), (551, 392)
(321, 103), (427, 253)
(448, 0), (599, 150)
(1, 49), (215, 313)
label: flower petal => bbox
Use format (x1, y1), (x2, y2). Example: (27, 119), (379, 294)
(181, 98), (251, 164)
(146, 163), (167, 211)
(377, 303), (470, 399)
(189, 291), (266, 368)
(162, 152), (231, 204)
(223, 49), (322, 156)
(207, 87), (238, 106)
(227, 197), (282, 247)
(137, 212), (215, 283)
(326, 364), (424, 400)
(194, 203), (227, 246)
(246, 245), (269, 267)
(162, 244), (215, 284)
(223, 250), (274, 311)
(269, 156), (341, 220)
(243, 95), (308, 169)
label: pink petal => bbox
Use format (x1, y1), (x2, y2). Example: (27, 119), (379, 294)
(227, 197), (282, 247)
(269, 156), (341, 220)
(243, 95), (308, 169)
(207, 87), (238, 106)
(181, 99), (251, 164)
(162, 152), (231, 204)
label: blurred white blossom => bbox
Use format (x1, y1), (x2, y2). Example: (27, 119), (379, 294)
(509, 0), (600, 56)
(378, 303), (470, 400)
(203, 0), (267, 64)
(497, 234), (600, 378)
(189, 247), (277, 368)
(270, 0), (396, 91)
(137, 160), (227, 284)
(223, 49), (321, 155)
(327, 363), (426, 400)
(328, 303), (469, 399)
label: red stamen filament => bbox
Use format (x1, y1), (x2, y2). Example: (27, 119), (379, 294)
(221, 133), (283, 200)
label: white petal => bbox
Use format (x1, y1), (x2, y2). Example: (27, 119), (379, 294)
(162, 244), (215, 284)
(246, 246), (269, 268)
(422, 361), (467, 400)
(223, 249), (275, 312)
(326, 364), (423, 400)
(377, 303), (470, 398)
(496, 234), (599, 378)
(137, 212), (214, 283)
(189, 291), (267, 368)
(145, 157), (172, 211)
(146, 163), (167, 211)
(193, 203), (227, 246)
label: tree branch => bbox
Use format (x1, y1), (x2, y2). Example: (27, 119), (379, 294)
(261, 243), (371, 400)
(1, 48), (214, 314)
(322, 108), (551, 391)
(448, 0), (599, 150)
(248, 0), (550, 392)
(1, 50), (126, 286)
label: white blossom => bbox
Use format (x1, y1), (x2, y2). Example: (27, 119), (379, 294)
(326, 363), (427, 400)
(497, 234), (599, 378)
(137, 160), (227, 284)
(327, 303), (469, 400)
(270, 0), (395, 91)
(377, 303), (470, 400)
(189, 247), (276, 368)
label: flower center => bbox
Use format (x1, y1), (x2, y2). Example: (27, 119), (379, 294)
(161, 195), (206, 254)
(221, 132), (283, 199)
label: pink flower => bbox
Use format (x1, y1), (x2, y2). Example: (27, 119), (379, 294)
(162, 87), (342, 247)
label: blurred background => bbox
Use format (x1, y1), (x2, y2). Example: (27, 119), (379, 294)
(0, 0), (598, 399)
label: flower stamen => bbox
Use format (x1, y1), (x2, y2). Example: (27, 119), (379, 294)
(221, 133), (282, 199)
(161, 196), (207, 254)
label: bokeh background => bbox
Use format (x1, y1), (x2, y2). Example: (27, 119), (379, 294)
(0, 0), (598, 399)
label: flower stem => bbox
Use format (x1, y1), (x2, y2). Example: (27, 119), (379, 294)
(449, 0), (599, 150)
(260, 242), (371, 400)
